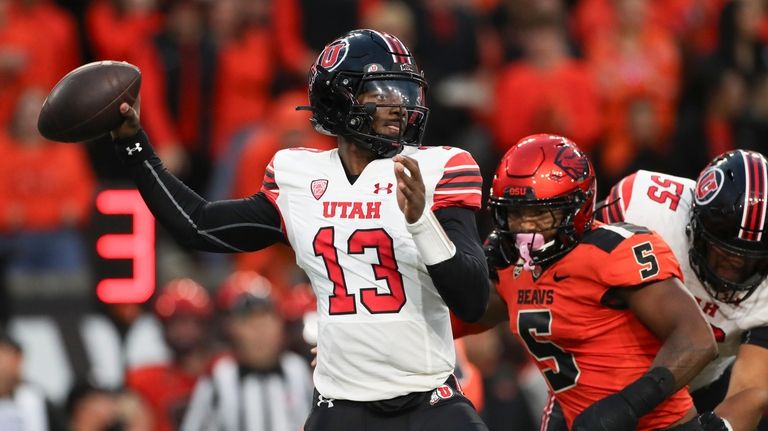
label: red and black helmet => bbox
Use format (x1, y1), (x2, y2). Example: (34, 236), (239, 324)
(307, 29), (429, 158)
(689, 150), (768, 303)
(215, 271), (274, 314)
(489, 134), (596, 266)
(153, 278), (212, 321)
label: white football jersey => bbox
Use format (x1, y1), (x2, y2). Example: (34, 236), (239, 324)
(261, 145), (482, 401)
(601, 169), (768, 390)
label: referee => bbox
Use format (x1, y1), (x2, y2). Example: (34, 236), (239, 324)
(181, 280), (312, 431)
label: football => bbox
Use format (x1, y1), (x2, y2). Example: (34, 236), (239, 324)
(37, 60), (141, 142)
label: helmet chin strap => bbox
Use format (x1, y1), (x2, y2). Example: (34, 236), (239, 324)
(515, 233), (555, 271)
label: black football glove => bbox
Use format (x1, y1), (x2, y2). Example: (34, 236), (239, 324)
(484, 230), (516, 281)
(571, 391), (639, 431)
(665, 412), (732, 431)
(572, 367), (676, 431)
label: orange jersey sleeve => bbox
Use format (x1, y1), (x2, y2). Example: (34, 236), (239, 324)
(584, 222), (684, 288)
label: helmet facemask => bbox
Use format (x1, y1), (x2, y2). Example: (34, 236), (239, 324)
(311, 66), (429, 158)
(689, 213), (768, 304)
(490, 191), (589, 269)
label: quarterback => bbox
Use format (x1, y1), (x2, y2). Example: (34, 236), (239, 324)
(109, 30), (489, 430)
(600, 150), (768, 431)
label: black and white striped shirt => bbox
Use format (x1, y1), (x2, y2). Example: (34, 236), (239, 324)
(182, 352), (312, 431)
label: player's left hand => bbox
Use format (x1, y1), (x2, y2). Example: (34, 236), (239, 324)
(393, 154), (425, 224)
(571, 392), (638, 431)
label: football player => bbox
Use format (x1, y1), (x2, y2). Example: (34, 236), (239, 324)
(477, 134), (717, 430)
(109, 29), (490, 430)
(599, 150), (768, 431)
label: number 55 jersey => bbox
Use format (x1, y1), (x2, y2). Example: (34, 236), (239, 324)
(260, 145), (482, 402)
(495, 222), (693, 430)
(600, 169), (768, 390)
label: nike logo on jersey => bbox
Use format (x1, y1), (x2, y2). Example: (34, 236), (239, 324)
(323, 201), (382, 219)
(553, 273), (570, 282)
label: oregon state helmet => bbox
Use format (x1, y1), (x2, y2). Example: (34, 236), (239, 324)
(307, 29), (428, 158)
(689, 150), (768, 303)
(489, 134), (596, 267)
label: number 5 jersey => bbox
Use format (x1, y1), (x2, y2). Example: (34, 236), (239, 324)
(495, 222), (693, 430)
(260, 145), (482, 402)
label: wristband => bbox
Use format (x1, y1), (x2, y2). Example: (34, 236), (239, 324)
(113, 129), (154, 165)
(406, 210), (456, 265)
(620, 367), (677, 417)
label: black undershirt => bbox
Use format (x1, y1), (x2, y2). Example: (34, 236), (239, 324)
(114, 130), (488, 322)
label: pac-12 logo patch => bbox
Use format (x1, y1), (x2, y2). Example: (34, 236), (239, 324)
(318, 39), (349, 71)
(429, 385), (455, 405)
(695, 168), (724, 205)
(311, 179), (329, 200)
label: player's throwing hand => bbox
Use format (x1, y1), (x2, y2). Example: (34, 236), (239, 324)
(393, 154), (425, 224)
(111, 99), (141, 140)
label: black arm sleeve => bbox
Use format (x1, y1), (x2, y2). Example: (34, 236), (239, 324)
(426, 207), (490, 323)
(742, 325), (768, 349)
(113, 130), (284, 252)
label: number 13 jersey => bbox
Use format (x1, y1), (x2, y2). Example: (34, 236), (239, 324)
(260, 145), (482, 401)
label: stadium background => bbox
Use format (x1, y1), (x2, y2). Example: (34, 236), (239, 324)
(2, 0), (768, 429)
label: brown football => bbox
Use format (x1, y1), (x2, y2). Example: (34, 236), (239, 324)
(37, 61), (141, 142)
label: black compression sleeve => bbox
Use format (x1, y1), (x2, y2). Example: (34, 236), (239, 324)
(113, 130), (284, 252)
(426, 207), (490, 322)
(742, 325), (768, 349)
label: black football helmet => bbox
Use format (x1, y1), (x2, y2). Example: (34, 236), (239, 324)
(489, 134), (596, 268)
(689, 150), (768, 304)
(307, 29), (429, 158)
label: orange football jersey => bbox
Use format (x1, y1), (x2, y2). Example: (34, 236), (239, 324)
(496, 222), (693, 430)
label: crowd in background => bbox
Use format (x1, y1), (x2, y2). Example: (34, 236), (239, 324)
(2, 0), (768, 429)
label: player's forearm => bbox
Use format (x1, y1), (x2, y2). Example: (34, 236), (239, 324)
(425, 207), (490, 322)
(651, 320), (717, 390)
(714, 388), (768, 431)
(113, 130), (285, 252)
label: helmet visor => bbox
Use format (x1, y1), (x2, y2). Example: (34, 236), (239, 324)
(354, 79), (427, 143)
(704, 242), (768, 285)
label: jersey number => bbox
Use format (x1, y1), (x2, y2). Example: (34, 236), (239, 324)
(647, 175), (685, 211)
(314, 227), (406, 315)
(632, 241), (660, 280)
(518, 310), (580, 393)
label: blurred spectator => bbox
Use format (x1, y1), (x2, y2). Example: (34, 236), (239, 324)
(66, 382), (151, 431)
(86, 0), (184, 174)
(272, 0), (380, 78)
(0, 330), (65, 431)
(227, 91), (332, 288)
(596, 96), (670, 187)
(81, 303), (169, 390)
(463, 327), (539, 430)
(144, 0), (218, 192)
(182, 273), (312, 430)
(712, 0), (768, 84)
(126, 278), (214, 431)
(209, 0), (276, 160)
(491, 14), (601, 155)
(0, 88), (95, 275)
(0, 0), (60, 129)
(585, 0), (681, 179)
(11, 0), (80, 81)
(86, 0), (164, 61)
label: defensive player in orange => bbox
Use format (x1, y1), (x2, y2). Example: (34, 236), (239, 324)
(476, 134), (718, 430)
